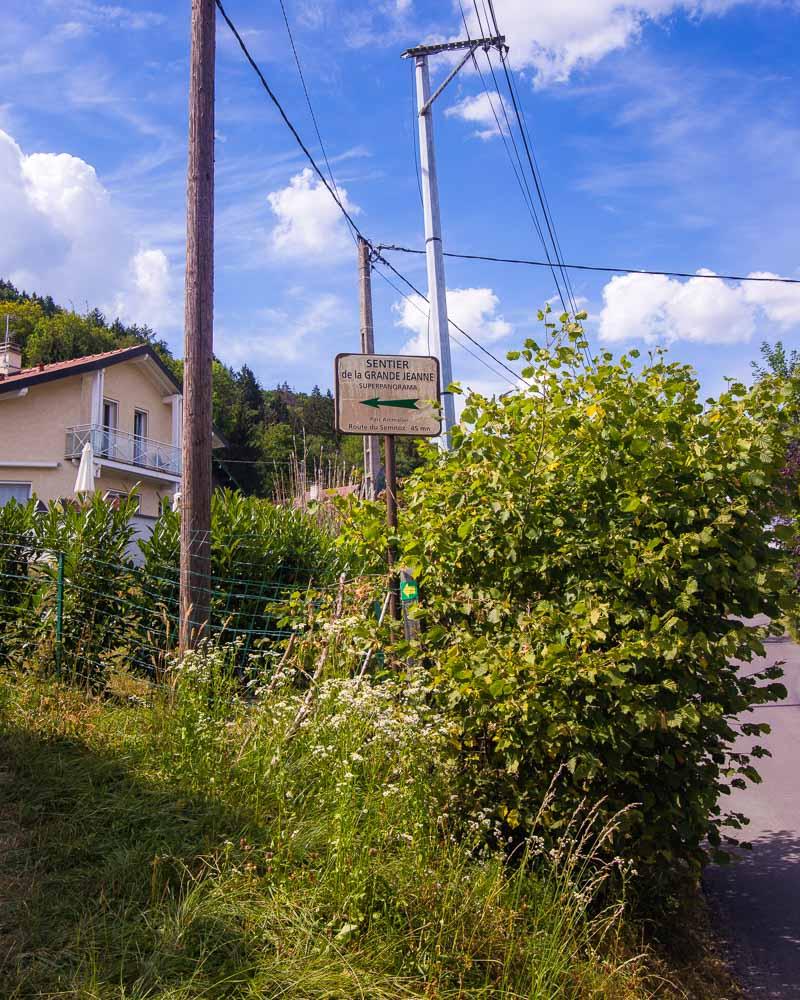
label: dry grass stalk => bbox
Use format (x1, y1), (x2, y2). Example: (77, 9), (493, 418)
(286, 572), (347, 736)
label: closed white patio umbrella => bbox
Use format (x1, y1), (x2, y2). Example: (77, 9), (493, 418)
(74, 441), (95, 494)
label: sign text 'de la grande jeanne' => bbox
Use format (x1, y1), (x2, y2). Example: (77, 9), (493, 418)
(335, 353), (441, 437)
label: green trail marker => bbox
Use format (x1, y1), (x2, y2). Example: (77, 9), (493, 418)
(361, 397), (420, 410)
(399, 568), (420, 641)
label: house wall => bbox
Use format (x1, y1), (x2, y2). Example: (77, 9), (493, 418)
(0, 360), (179, 518)
(103, 360), (174, 445)
(0, 376), (82, 504)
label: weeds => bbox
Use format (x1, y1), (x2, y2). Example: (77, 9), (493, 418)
(0, 648), (665, 999)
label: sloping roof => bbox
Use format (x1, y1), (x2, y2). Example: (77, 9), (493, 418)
(0, 344), (182, 396)
(0, 343), (228, 449)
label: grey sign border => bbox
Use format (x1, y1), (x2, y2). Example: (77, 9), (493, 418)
(334, 352), (442, 437)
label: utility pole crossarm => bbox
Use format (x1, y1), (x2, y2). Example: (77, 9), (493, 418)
(401, 35), (505, 59)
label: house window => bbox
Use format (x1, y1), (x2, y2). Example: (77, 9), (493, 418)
(104, 490), (141, 514)
(133, 410), (148, 465)
(102, 399), (118, 429)
(101, 399), (118, 458)
(0, 483), (32, 507)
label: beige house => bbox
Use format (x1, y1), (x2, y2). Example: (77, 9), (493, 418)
(0, 342), (223, 523)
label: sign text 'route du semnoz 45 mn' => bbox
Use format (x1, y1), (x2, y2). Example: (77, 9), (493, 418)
(334, 353), (441, 437)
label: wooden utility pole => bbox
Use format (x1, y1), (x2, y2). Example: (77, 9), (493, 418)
(357, 236), (381, 499)
(180, 0), (216, 654)
(384, 435), (401, 620)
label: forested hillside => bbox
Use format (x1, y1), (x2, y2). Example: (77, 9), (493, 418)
(0, 280), (421, 496)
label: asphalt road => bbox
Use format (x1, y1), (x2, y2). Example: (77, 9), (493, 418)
(704, 629), (800, 999)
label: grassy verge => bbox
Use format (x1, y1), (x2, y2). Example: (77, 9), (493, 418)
(0, 657), (730, 999)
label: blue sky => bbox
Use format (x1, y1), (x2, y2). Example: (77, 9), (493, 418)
(1, 0), (799, 400)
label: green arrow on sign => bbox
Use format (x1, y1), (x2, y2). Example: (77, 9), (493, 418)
(361, 397), (419, 410)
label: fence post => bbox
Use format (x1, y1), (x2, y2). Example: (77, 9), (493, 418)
(55, 552), (64, 675)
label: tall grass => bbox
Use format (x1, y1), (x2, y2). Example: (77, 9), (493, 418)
(0, 650), (666, 999)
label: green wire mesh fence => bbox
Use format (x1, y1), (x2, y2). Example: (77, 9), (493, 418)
(0, 535), (384, 689)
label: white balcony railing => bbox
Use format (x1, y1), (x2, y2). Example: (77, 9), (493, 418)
(66, 424), (181, 476)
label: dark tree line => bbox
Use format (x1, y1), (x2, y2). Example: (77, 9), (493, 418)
(0, 280), (422, 496)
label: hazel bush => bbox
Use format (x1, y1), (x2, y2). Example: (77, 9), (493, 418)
(342, 313), (795, 876)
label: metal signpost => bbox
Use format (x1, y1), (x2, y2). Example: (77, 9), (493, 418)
(335, 352), (440, 620)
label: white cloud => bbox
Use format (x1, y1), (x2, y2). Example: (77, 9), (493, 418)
(445, 91), (508, 140)
(109, 248), (174, 330)
(742, 273), (800, 327)
(267, 168), (359, 258)
(0, 128), (176, 329)
(47, 1), (166, 31)
(598, 269), (800, 344)
(218, 294), (343, 366)
(461, 0), (755, 86)
(394, 286), (512, 354)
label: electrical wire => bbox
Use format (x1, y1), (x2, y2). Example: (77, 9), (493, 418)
(493, 49), (578, 317)
(277, 0), (341, 201)
(465, 0), (578, 318)
(370, 262), (520, 387)
(216, 1), (530, 388)
(215, 0), (362, 239)
(454, 1), (570, 315)
(371, 248), (532, 386)
(495, 45), (578, 316)
(498, 49), (568, 285)
(376, 244), (800, 285)
(372, 263), (515, 387)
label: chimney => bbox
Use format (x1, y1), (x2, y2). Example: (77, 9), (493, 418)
(0, 340), (21, 376)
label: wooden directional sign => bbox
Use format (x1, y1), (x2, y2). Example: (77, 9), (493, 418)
(334, 353), (441, 437)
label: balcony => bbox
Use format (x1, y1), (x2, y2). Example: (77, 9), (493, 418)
(66, 424), (181, 478)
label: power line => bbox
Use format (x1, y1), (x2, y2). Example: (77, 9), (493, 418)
(215, 0), (363, 239)
(492, 46), (578, 317)
(455, 0), (570, 315)
(376, 244), (800, 285)
(276, 0), (352, 241)
(371, 249), (531, 386)
(370, 261), (520, 388)
(215, 1), (530, 388)
(468, 0), (578, 318)
(492, 46), (578, 318)
(372, 262), (516, 388)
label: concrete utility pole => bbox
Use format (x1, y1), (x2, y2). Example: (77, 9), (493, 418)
(402, 36), (504, 448)
(180, 0), (216, 654)
(357, 236), (382, 499)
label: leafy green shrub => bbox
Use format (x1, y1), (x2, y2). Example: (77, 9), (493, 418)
(33, 494), (139, 686)
(342, 314), (795, 877)
(0, 488), (347, 684)
(131, 490), (347, 673)
(0, 493), (138, 685)
(0, 499), (37, 662)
